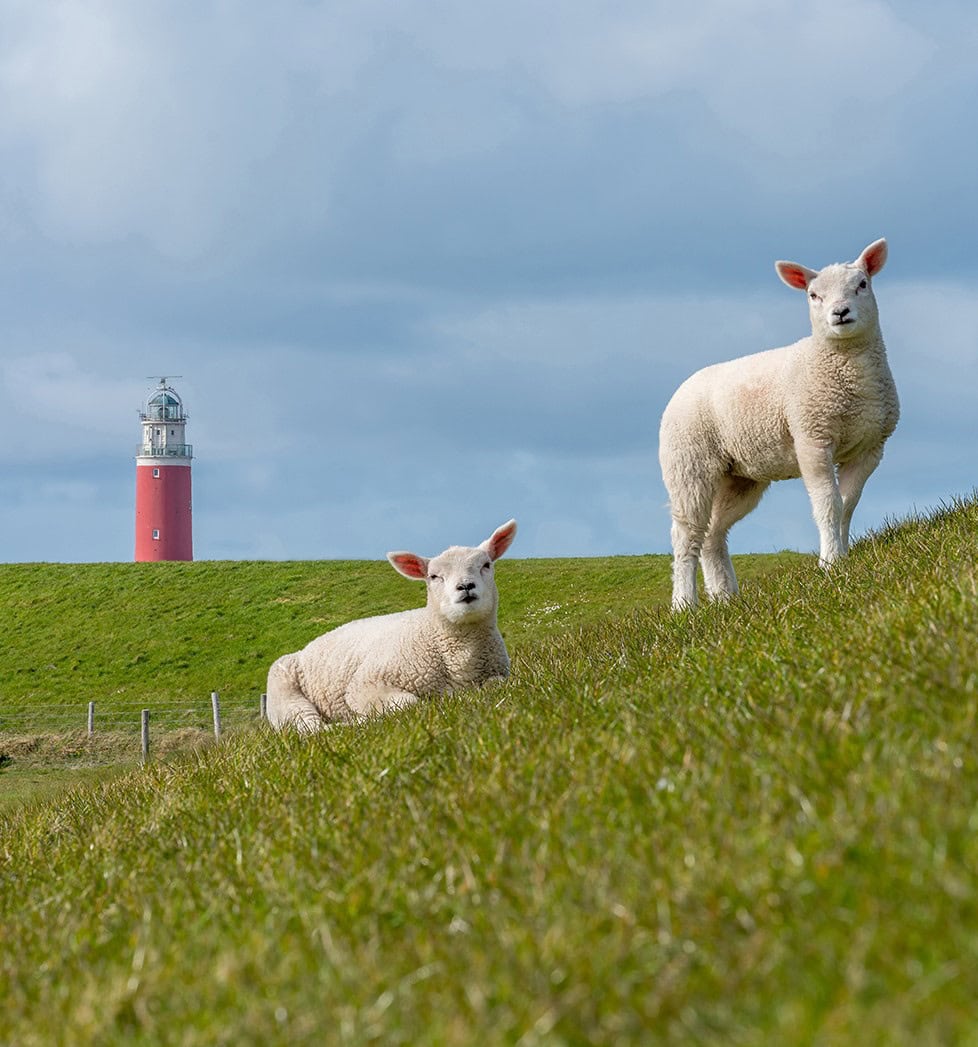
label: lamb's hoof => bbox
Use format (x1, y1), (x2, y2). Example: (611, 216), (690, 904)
(818, 551), (845, 571)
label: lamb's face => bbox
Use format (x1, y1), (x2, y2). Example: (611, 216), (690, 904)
(424, 546), (498, 624)
(805, 263), (880, 343)
(387, 520), (516, 625)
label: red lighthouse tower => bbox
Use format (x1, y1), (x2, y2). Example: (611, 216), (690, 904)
(134, 378), (193, 562)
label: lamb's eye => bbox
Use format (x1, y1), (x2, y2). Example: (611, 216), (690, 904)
(428, 573), (441, 582)
(809, 292), (820, 301)
(482, 561), (492, 570)
(859, 279), (867, 289)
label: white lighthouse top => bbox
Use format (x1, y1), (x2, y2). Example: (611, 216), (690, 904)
(136, 378), (193, 462)
(142, 378), (187, 422)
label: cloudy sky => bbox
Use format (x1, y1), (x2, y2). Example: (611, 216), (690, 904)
(1, 1), (975, 562)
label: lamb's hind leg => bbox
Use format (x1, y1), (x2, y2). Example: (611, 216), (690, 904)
(266, 655), (328, 733)
(667, 480), (717, 611)
(661, 437), (722, 610)
(669, 518), (705, 610)
(701, 476), (769, 601)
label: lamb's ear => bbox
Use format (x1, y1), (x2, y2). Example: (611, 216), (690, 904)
(387, 552), (429, 580)
(856, 238), (887, 277)
(481, 519), (517, 561)
(775, 260), (819, 291)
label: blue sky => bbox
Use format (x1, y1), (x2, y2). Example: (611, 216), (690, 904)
(1, 1), (976, 562)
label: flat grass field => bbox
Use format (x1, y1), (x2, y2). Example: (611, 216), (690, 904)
(2, 497), (977, 1044)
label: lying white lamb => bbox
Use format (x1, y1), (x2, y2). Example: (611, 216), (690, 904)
(266, 519), (518, 731)
(659, 238), (899, 610)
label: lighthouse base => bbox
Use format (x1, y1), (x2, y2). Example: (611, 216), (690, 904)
(135, 462), (193, 562)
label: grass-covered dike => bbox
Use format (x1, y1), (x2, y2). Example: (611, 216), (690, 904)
(1, 497), (977, 1044)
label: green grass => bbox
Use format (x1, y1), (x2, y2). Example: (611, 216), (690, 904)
(1, 499), (977, 1043)
(0, 547), (799, 807)
(0, 549), (801, 713)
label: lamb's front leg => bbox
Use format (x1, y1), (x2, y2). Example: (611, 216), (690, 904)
(797, 441), (845, 568)
(837, 445), (885, 553)
(345, 682), (423, 719)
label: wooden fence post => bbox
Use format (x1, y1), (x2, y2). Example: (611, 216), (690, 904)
(87, 701), (95, 737)
(141, 709), (150, 764)
(211, 691), (222, 742)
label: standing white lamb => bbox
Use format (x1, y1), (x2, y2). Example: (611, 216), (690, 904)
(659, 238), (899, 610)
(266, 519), (517, 731)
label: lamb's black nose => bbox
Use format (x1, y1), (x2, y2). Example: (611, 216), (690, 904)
(457, 581), (476, 592)
(834, 305), (850, 319)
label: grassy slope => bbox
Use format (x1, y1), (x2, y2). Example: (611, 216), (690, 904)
(0, 550), (798, 808)
(0, 551), (799, 712)
(1, 502), (977, 1043)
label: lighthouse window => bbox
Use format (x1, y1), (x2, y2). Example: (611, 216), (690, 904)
(152, 529), (160, 540)
(153, 468), (160, 478)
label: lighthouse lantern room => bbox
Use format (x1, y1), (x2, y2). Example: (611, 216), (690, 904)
(134, 377), (193, 562)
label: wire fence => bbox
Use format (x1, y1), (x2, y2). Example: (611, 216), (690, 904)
(0, 691), (269, 763)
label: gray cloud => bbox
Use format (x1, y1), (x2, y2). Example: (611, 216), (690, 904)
(0, 2), (975, 562)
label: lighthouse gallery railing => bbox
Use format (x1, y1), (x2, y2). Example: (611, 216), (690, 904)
(136, 444), (193, 458)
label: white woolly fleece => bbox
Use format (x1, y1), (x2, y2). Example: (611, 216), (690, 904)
(659, 239), (899, 610)
(266, 519), (517, 731)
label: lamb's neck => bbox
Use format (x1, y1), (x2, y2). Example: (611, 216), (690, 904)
(428, 611), (505, 681)
(814, 328), (886, 360)
(431, 612), (500, 643)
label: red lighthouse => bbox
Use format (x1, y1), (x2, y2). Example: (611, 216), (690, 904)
(134, 378), (193, 562)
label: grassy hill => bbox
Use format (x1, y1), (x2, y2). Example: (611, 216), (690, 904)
(0, 549), (801, 714)
(1, 499), (977, 1043)
(0, 547), (798, 807)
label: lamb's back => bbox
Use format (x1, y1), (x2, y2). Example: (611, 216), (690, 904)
(662, 345), (798, 481)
